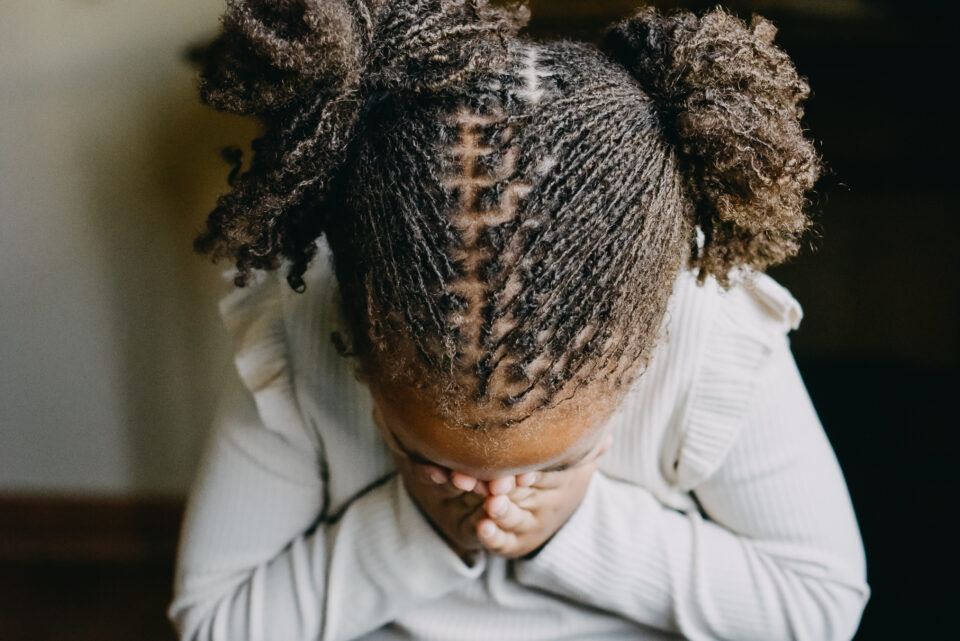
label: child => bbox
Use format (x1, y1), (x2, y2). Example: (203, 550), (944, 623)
(168, 1), (870, 639)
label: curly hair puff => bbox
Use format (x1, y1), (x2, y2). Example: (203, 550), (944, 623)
(603, 6), (821, 283)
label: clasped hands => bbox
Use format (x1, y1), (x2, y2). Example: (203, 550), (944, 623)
(392, 433), (612, 563)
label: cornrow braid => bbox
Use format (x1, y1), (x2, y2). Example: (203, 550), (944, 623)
(191, 2), (822, 428)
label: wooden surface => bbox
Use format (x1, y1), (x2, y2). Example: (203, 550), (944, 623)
(0, 495), (184, 563)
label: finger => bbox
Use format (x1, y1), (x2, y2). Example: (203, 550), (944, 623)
(530, 471), (565, 490)
(485, 495), (537, 533)
(506, 485), (536, 505)
(487, 475), (516, 496)
(451, 471), (478, 493)
(404, 463), (464, 499)
(411, 462), (449, 485)
(449, 474), (490, 496)
(477, 518), (519, 555)
(516, 471), (540, 487)
(427, 465), (449, 485)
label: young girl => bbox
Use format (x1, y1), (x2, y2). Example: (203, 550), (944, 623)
(168, 1), (869, 639)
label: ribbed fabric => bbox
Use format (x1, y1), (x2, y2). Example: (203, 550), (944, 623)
(167, 239), (869, 640)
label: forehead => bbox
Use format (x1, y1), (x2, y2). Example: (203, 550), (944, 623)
(369, 377), (616, 479)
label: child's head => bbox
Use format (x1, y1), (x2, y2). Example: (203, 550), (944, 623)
(191, 1), (820, 439)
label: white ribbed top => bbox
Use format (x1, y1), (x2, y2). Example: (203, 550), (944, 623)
(167, 238), (869, 641)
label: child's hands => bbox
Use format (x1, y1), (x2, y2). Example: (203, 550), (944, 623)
(475, 460), (599, 559)
(412, 431), (613, 560)
(393, 425), (612, 562)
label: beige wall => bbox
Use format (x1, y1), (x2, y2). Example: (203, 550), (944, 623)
(0, 0), (259, 495)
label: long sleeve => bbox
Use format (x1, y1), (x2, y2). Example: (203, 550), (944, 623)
(512, 335), (870, 641)
(167, 371), (486, 641)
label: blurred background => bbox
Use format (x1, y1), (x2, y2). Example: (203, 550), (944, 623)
(0, 0), (955, 639)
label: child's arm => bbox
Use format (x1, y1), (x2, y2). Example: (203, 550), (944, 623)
(510, 338), (870, 641)
(167, 372), (485, 641)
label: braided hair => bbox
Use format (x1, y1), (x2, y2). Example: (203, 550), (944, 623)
(188, 1), (821, 427)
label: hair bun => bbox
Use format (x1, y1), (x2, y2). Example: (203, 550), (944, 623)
(187, 0), (531, 116)
(187, 0), (368, 116)
(602, 5), (822, 283)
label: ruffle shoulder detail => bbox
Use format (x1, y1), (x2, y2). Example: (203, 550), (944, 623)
(216, 263), (317, 453)
(670, 270), (803, 490)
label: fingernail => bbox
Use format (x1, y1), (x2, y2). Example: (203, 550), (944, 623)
(429, 469), (446, 484)
(480, 522), (497, 538)
(489, 496), (508, 517)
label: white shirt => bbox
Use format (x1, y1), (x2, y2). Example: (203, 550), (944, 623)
(167, 238), (870, 641)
